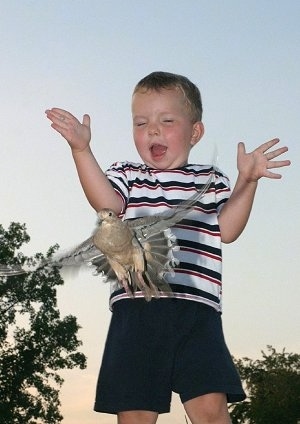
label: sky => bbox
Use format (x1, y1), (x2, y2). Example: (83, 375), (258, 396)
(1, 1), (299, 422)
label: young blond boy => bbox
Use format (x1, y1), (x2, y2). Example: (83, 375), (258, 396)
(46, 71), (290, 424)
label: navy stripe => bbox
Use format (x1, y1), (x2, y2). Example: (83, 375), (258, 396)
(105, 161), (231, 311)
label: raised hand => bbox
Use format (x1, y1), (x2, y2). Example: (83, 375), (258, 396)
(45, 108), (91, 153)
(237, 138), (290, 182)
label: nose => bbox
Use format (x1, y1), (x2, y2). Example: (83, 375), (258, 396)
(148, 123), (160, 136)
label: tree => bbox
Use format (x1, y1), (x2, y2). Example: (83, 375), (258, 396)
(0, 222), (87, 423)
(229, 345), (300, 424)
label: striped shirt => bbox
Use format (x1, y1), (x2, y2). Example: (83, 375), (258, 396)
(105, 161), (231, 312)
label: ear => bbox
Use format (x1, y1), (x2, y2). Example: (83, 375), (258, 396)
(190, 121), (205, 146)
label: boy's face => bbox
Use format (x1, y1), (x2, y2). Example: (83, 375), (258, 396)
(131, 88), (204, 169)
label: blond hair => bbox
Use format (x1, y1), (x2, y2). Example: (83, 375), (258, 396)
(133, 71), (203, 123)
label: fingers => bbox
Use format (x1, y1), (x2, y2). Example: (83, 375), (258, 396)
(45, 107), (91, 151)
(265, 146), (289, 161)
(264, 170), (283, 179)
(237, 141), (246, 154)
(262, 140), (291, 170)
(46, 107), (74, 118)
(237, 137), (290, 182)
(45, 108), (91, 130)
(266, 159), (291, 171)
(237, 142), (246, 163)
(238, 138), (280, 154)
(240, 138), (290, 164)
(256, 137), (280, 154)
(45, 108), (77, 126)
(260, 139), (290, 178)
(258, 138), (290, 160)
(82, 114), (91, 128)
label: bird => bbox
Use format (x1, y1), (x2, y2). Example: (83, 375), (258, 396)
(54, 171), (214, 301)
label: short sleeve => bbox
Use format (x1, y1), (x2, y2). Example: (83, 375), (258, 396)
(214, 168), (231, 215)
(105, 162), (130, 214)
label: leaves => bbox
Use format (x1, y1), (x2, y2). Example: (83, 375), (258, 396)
(230, 346), (300, 424)
(0, 222), (87, 423)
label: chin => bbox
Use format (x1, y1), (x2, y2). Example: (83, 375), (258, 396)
(143, 155), (187, 170)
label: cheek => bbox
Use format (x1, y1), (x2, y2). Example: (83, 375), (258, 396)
(133, 132), (147, 153)
(133, 129), (142, 143)
(168, 129), (192, 151)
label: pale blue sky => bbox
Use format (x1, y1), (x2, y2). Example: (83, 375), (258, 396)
(1, 1), (299, 423)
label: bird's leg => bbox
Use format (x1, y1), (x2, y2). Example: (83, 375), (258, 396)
(136, 271), (160, 301)
(130, 245), (159, 300)
(107, 258), (135, 297)
(121, 278), (135, 298)
(134, 272), (152, 301)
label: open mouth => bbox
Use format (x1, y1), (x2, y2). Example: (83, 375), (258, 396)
(150, 143), (167, 158)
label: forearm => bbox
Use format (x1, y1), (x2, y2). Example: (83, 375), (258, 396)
(218, 174), (258, 243)
(72, 147), (123, 214)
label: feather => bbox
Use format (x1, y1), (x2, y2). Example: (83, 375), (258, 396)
(53, 169), (215, 300)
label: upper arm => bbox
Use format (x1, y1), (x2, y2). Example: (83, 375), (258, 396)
(105, 162), (130, 215)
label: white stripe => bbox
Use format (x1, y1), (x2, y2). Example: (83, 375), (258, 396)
(106, 161), (230, 311)
(109, 291), (221, 312)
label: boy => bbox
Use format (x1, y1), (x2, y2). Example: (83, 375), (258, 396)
(46, 71), (290, 424)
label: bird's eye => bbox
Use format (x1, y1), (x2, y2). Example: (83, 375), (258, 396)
(108, 211), (113, 217)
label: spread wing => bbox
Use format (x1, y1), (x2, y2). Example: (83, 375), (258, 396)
(51, 169), (214, 298)
(130, 170), (214, 239)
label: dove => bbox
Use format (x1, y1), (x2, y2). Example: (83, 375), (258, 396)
(55, 171), (214, 301)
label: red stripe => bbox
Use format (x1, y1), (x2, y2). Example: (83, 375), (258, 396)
(132, 182), (199, 193)
(150, 168), (212, 177)
(180, 247), (221, 261)
(176, 224), (220, 237)
(175, 268), (221, 286)
(131, 182), (214, 194)
(127, 202), (171, 209)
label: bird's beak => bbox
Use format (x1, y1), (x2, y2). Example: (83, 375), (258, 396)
(97, 212), (103, 225)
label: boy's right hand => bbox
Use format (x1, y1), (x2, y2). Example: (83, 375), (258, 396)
(45, 108), (91, 153)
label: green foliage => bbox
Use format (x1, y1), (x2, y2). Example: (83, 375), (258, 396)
(0, 223), (87, 423)
(230, 345), (300, 424)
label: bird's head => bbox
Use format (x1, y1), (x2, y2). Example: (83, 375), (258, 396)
(97, 209), (117, 224)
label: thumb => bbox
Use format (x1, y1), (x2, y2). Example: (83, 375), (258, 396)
(82, 114), (91, 128)
(237, 141), (246, 161)
(237, 141), (246, 155)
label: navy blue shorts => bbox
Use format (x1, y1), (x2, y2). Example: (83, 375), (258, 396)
(94, 298), (245, 414)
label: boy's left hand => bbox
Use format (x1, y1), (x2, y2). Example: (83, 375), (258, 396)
(237, 138), (291, 183)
